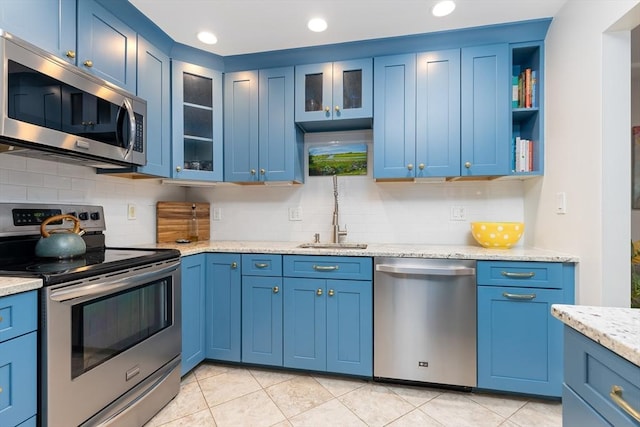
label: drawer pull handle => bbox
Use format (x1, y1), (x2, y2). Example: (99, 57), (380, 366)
(255, 263), (269, 269)
(501, 271), (535, 279)
(273, 286), (279, 294)
(313, 265), (339, 271)
(610, 385), (640, 422)
(502, 292), (536, 300)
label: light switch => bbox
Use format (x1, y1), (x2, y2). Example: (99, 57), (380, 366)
(556, 192), (567, 214)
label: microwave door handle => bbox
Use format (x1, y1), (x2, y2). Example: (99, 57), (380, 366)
(116, 98), (135, 160)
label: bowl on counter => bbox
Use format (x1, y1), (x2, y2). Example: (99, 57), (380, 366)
(470, 222), (524, 249)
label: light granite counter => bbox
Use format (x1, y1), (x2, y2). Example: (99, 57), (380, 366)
(140, 240), (579, 262)
(552, 304), (640, 366)
(0, 276), (42, 297)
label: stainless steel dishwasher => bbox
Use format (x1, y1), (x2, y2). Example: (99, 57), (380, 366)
(374, 257), (477, 387)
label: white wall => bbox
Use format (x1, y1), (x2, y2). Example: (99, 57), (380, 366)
(631, 27), (640, 241)
(526, 0), (640, 306)
(0, 155), (184, 246)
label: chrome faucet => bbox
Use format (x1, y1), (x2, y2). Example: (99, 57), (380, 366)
(332, 175), (347, 243)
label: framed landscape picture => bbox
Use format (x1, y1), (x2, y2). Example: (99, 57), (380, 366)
(633, 126), (640, 209)
(308, 143), (367, 176)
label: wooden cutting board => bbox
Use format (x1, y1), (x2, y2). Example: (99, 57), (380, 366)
(156, 201), (210, 243)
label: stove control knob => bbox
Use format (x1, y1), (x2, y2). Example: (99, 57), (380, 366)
(78, 212), (89, 221)
(90, 212), (100, 221)
(66, 212), (77, 219)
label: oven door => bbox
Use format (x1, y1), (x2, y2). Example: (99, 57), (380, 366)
(41, 259), (181, 427)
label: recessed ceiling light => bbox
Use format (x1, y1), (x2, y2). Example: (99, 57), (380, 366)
(197, 31), (218, 45)
(432, 0), (456, 17)
(308, 18), (328, 33)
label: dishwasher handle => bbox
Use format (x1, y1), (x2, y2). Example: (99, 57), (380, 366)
(375, 264), (476, 276)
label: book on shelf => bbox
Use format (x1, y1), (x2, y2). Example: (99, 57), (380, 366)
(513, 136), (534, 172)
(513, 68), (537, 109)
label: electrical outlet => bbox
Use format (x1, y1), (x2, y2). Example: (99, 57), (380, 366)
(127, 204), (136, 220)
(288, 207), (303, 221)
(450, 206), (466, 221)
(213, 208), (222, 221)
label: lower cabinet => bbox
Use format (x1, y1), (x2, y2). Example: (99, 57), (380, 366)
(282, 256), (373, 376)
(563, 327), (640, 427)
(181, 254), (206, 375)
(476, 261), (575, 397)
(0, 291), (38, 427)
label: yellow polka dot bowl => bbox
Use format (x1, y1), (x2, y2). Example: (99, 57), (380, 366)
(470, 222), (524, 249)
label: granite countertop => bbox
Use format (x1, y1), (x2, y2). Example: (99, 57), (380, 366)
(0, 276), (42, 297)
(552, 304), (640, 366)
(142, 240), (580, 262)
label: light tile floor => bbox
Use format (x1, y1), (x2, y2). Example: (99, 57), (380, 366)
(146, 362), (562, 427)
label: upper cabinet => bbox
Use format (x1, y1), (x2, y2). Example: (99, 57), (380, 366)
(295, 59), (373, 132)
(77, 0), (137, 93)
(224, 67), (304, 183)
(0, 0), (76, 64)
(171, 60), (224, 181)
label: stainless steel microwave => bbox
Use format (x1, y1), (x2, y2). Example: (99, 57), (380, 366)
(0, 30), (146, 169)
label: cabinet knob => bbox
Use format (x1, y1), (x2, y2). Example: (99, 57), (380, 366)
(0, 386), (2, 393)
(324, 106), (330, 113)
(316, 288), (323, 296)
(176, 166), (182, 172)
(464, 161), (471, 168)
(328, 289), (335, 297)
(250, 169), (256, 175)
(334, 105), (340, 112)
(273, 286), (279, 294)
(66, 50), (76, 59)
(407, 164), (414, 171)
(231, 262), (238, 269)
(0, 315), (3, 322)
(83, 60), (93, 68)
(418, 163), (425, 170)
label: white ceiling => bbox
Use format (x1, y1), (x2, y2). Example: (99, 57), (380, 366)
(128, 0), (569, 56)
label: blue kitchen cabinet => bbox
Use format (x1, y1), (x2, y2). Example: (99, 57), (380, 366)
(295, 59), (372, 131)
(77, 0), (137, 93)
(283, 256), (372, 376)
(181, 254), (206, 375)
(224, 67), (303, 183)
(461, 44), (510, 177)
(0, 291), (37, 427)
(136, 36), (171, 177)
(0, 0), (76, 64)
(477, 261), (575, 397)
(205, 253), (241, 362)
(172, 60), (224, 181)
(563, 327), (640, 427)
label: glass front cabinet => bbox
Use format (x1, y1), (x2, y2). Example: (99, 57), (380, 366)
(171, 60), (223, 181)
(294, 59), (372, 130)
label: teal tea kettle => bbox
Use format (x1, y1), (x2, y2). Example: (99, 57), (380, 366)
(35, 214), (86, 259)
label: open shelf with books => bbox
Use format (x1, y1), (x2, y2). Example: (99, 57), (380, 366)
(511, 41), (544, 176)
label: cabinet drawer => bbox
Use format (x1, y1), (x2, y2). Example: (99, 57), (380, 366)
(283, 256), (372, 280)
(562, 384), (609, 427)
(477, 261), (564, 289)
(564, 327), (640, 427)
(242, 254), (282, 276)
(0, 291), (37, 344)
(0, 332), (37, 427)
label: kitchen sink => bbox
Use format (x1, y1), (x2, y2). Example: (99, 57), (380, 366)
(297, 242), (368, 249)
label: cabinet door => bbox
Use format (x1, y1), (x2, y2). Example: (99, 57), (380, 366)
(205, 254), (241, 362)
(461, 44), (509, 176)
(295, 62), (333, 122)
(77, 0), (137, 92)
(373, 54), (417, 179)
(224, 70), (259, 182)
(283, 278), (326, 371)
(0, 333), (37, 427)
(326, 280), (372, 376)
(181, 255), (206, 375)
(259, 67), (300, 182)
(0, 0), (76, 64)
(416, 49), (461, 177)
(172, 61), (224, 181)
(477, 285), (564, 397)
(137, 36), (171, 177)
(242, 276), (283, 366)
(332, 59), (373, 121)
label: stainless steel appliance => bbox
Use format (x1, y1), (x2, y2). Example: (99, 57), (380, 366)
(0, 30), (147, 169)
(374, 257), (477, 387)
(0, 203), (181, 427)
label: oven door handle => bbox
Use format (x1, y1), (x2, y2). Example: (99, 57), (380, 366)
(49, 261), (180, 303)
